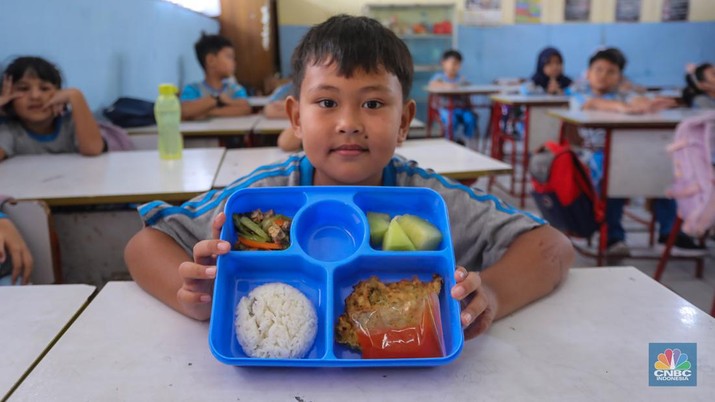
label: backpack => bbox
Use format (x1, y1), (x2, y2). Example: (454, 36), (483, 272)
(103, 97), (155, 128)
(98, 121), (135, 151)
(529, 141), (603, 238)
(666, 111), (715, 237)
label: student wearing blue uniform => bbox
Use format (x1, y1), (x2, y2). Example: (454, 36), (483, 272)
(428, 50), (477, 141)
(521, 47), (573, 96)
(0, 57), (105, 161)
(264, 82), (302, 152)
(125, 15), (574, 340)
(179, 33), (251, 120)
(571, 48), (703, 256)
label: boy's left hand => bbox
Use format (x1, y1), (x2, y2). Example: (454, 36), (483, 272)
(43, 88), (81, 116)
(451, 266), (498, 340)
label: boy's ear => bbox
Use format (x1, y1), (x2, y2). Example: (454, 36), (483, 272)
(398, 99), (416, 144)
(285, 95), (302, 139)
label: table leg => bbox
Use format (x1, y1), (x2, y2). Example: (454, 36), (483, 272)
(519, 106), (531, 209)
(597, 128), (613, 266)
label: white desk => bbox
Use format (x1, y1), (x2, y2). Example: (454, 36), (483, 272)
(1, 284), (94, 400)
(0, 148), (225, 206)
(488, 94), (570, 208)
(213, 138), (511, 187)
(10, 268), (714, 401)
(424, 84), (520, 96)
(252, 116), (426, 135)
(126, 115), (260, 137)
(247, 96), (270, 108)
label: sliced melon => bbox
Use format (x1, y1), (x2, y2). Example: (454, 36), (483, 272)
(396, 214), (443, 251)
(367, 212), (391, 247)
(383, 217), (416, 251)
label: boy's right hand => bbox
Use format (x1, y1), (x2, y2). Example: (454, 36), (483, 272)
(0, 218), (34, 285)
(177, 212), (230, 321)
(0, 75), (20, 109)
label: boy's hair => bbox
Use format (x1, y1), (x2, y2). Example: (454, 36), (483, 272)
(683, 63), (713, 107)
(589, 48), (626, 71)
(194, 32), (233, 70)
(2, 56), (63, 117)
(441, 49), (463, 63)
(290, 15), (413, 102)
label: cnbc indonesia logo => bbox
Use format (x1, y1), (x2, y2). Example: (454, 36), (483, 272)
(651, 345), (696, 386)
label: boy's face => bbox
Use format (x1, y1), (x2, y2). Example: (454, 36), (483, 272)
(702, 66), (715, 94)
(543, 55), (563, 78)
(441, 57), (461, 79)
(286, 61), (415, 186)
(586, 59), (622, 93)
(206, 47), (236, 78)
(11, 74), (58, 124)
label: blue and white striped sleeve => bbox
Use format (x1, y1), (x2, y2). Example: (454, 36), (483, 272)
(230, 83), (248, 99)
(180, 84), (201, 101)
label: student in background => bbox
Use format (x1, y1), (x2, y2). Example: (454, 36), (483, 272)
(521, 47), (573, 95)
(683, 63), (715, 108)
(0, 57), (104, 161)
(180, 33), (251, 120)
(125, 15), (574, 339)
(0, 209), (33, 286)
(428, 49), (477, 141)
(263, 82), (302, 152)
(571, 48), (702, 256)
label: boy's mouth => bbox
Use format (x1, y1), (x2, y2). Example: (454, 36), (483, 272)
(331, 144), (368, 156)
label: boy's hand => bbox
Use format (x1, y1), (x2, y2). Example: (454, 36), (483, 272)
(0, 75), (20, 109)
(177, 212), (229, 321)
(451, 266), (498, 340)
(0, 218), (34, 285)
(649, 96), (677, 112)
(43, 88), (81, 117)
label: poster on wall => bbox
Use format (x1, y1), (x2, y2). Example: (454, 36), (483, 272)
(615, 0), (641, 22)
(662, 0), (689, 21)
(564, 0), (590, 22)
(463, 0), (502, 25)
(515, 0), (541, 23)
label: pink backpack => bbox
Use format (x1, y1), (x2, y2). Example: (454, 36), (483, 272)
(666, 111), (715, 237)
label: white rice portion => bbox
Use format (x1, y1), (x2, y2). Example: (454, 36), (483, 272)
(235, 283), (318, 359)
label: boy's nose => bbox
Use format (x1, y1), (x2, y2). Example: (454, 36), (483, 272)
(336, 110), (363, 135)
(28, 87), (42, 99)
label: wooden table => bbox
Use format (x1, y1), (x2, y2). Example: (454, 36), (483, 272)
(1, 284), (95, 400)
(252, 116), (427, 135)
(212, 138), (511, 188)
(9, 267), (714, 401)
(424, 84), (520, 138)
(488, 95), (570, 208)
(0, 148), (225, 206)
(547, 108), (706, 264)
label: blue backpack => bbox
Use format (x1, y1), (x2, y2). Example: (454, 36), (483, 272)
(103, 97), (155, 128)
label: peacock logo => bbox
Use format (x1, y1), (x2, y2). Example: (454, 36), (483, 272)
(650, 343), (697, 386)
(654, 348), (691, 370)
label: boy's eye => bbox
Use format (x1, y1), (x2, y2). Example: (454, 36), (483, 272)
(363, 100), (383, 109)
(318, 99), (336, 108)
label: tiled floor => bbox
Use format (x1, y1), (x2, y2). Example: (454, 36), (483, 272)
(477, 162), (715, 316)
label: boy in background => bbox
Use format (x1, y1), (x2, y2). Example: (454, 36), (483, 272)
(428, 49), (477, 142)
(571, 48), (703, 256)
(125, 15), (574, 340)
(263, 81), (302, 152)
(180, 33), (251, 120)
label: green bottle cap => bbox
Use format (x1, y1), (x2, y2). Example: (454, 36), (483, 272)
(158, 83), (178, 96)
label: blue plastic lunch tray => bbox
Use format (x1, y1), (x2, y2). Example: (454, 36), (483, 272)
(209, 186), (464, 367)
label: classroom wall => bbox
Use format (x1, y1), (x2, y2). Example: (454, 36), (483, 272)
(0, 0), (218, 112)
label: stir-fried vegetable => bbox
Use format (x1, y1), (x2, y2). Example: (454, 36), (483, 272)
(233, 209), (292, 251)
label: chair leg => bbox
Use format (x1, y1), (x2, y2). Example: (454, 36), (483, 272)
(711, 292), (715, 317)
(654, 217), (683, 282)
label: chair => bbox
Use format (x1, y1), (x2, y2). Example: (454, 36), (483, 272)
(1, 199), (61, 284)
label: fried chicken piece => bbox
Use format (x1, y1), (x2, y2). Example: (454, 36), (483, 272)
(335, 275), (442, 351)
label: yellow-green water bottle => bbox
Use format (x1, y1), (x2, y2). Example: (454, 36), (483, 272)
(155, 83), (183, 160)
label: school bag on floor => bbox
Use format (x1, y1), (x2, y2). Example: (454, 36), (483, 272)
(529, 141), (603, 238)
(666, 111), (715, 237)
(103, 97), (155, 128)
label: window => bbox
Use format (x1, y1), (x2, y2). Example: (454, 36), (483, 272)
(163, 0), (221, 17)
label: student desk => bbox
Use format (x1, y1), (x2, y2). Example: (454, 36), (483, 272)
(488, 95), (570, 208)
(251, 116), (427, 135)
(126, 115), (261, 148)
(247, 96), (270, 108)
(9, 267), (714, 401)
(0, 284), (95, 401)
(0, 148), (225, 206)
(547, 108), (705, 265)
(424, 84), (520, 138)
(212, 138), (511, 188)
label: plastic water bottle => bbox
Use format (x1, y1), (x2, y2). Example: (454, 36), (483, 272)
(155, 83), (182, 160)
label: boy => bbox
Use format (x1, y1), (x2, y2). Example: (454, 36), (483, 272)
(180, 33), (251, 120)
(125, 15), (573, 340)
(571, 48), (703, 256)
(263, 81), (302, 152)
(428, 50), (477, 141)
